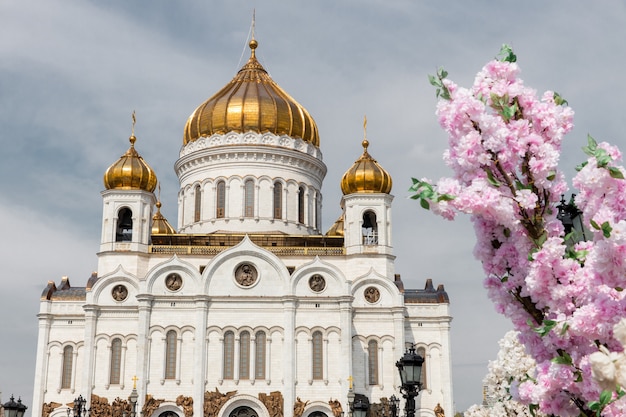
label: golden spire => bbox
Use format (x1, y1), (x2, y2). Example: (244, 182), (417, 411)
(151, 183), (176, 234)
(103, 112), (158, 192)
(340, 119), (392, 195)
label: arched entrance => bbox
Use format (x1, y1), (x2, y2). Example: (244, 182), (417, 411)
(229, 406), (258, 417)
(308, 412), (328, 417)
(158, 412), (179, 417)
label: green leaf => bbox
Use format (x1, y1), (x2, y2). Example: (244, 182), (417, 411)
(553, 92), (568, 106)
(602, 221), (613, 238)
(590, 219), (601, 230)
(546, 171), (556, 181)
(428, 74), (442, 88)
(420, 198), (430, 210)
(503, 228), (511, 238)
(600, 389), (612, 405)
(575, 161), (588, 171)
(436, 194), (455, 202)
(560, 322), (570, 335)
(528, 404), (539, 417)
(498, 44), (517, 63)
(552, 350), (573, 366)
(486, 168), (501, 187)
(609, 166), (625, 179)
(583, 134), (598, 156)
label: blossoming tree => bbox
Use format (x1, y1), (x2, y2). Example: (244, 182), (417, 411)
(411, 45), (626, 416)
(465, 330), (546, 417)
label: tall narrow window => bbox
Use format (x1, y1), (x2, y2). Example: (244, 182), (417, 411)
(194, 184), (202, 222)
(255, 331), (266, 379)
(417, 347), (427, 389)
(312, 331), (323, 380)
(61, 346), (73, 389)
(239, 331), (250, 379)
(298, 186), (305, 224)
(313, 192), (318, 230)
(273, 182), (282, 219)
(110, 338), (122, 385)
(116, 208), (133, 242)
(223, 331), (234, 379)
(244, 180), (254, 217)
(165, 330), (177, 379)
(362, 210), (378, 245)
(368, 340), (379, 385)
(216, 181), (225, 218)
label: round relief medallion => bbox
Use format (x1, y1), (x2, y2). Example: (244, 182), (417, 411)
(364, 286), (380, 303)
(308, 274), (326, 292)
(235, 263), (258, 287)
(112, 284), (128, 301)
(165, 273), (183, 291)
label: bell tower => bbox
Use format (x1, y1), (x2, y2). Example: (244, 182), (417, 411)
(100, 115), (157, 254)
(339, 119), (394, 256)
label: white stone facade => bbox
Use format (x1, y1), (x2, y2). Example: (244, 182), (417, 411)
(31, 40), (454, 417)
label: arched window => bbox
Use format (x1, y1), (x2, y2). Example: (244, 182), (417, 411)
(61, 345), (73, 389)
(417, 346), (427, 390)
(239, 331), (250, 379)
(312, 331), (323, 380)
(298, 186), (305, 224)
(116, 208), (133, 242)
(194, 184), (202, 222)
(223, 331), (234, 379)
(255, 331), (266, 379)
(313, 191), (319, 230)
(362, 210), (378, 245)
(110, 338), (122, 385)
(165, 330), (177, 379)
(273, 182), (282, 219)
(216, 181), (226, 218)
(368, 340), (379, 385)
(244, 180), (254, 217)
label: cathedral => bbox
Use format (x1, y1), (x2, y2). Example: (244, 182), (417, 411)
(31, 35), (453, 417)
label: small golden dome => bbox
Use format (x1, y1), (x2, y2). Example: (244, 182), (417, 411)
(183, 39), (319, 146)
(151, 201), (176, 234)
(325, 213), (344, 236)
(340, 139), (392, 195)
(104, 134), (157, 192)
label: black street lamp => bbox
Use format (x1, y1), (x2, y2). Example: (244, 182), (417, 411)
(557, 194), (588, 244)
(351, 395), (369, 417)
(3, 395), (27, 417)
(388, 395), (399, 417)
(395, 345), (424, 417)
(67, 395), (89, 417)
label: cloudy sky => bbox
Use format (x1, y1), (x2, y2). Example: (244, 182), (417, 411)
(2, 1), (625, 414)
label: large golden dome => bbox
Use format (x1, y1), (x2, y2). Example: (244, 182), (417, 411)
(341, 139), (392, 195)
(104, 134), (157, 192)
(183, 39), (319, 146)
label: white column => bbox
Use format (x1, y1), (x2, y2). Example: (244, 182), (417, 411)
(194, 296), (209, 417)
(323, 336), (329, 385)
(120, 344), (127, 390)
(378, 345), (384, 389)
(136, 295), (153, 412)
(266, 337), (272, 384)
(251, 336), (257, 384)
(283, 297), (296, 417)
(82, 305), (98, 405)
(234, 334), (241, 383)
(176, 334), (183, 384)
(32, 312), (52, 417)
(340, 297), (353, 407)
(219, 336), (225, 383)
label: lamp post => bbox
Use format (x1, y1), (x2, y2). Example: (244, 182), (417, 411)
(395, 345), (424, 417)
(67, 395), (89, 417)
(388, 395), (399, 417)
(3, 395), (27, 417)
(351, 395), (369, 417)
(557, 194), (588, 244)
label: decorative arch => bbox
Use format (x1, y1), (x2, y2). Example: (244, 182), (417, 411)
(219, 394), (270, 417)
